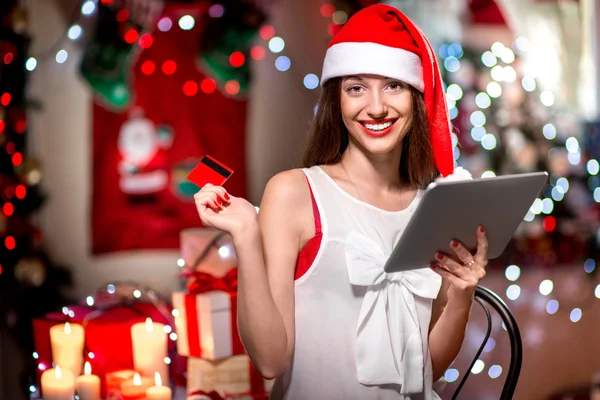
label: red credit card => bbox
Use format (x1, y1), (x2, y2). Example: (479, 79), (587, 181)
(187, 155), (234, 188)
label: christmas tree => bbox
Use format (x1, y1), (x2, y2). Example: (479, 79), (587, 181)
(439, 39), (600, 269)
(0, 2), (72, 398)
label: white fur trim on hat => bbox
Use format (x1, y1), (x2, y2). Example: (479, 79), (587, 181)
(434, 166), (473, 183)
(321, 42), (424, 91)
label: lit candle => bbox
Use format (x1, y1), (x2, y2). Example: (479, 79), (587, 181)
(49, 322), (84, 378)
(121, 372), (153, 400)
(131, 317), (168, 381)
(146, 372), (172, 400)
(41, 365), (75, 400)
(75, 362), (100, 400)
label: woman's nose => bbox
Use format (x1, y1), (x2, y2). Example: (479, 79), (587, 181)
(367, 92), (388, 119)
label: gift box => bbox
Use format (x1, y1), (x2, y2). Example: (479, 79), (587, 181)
(173, 268), (243, 360)
(180, 228), (238, 278)
(32, 302), (175, 396)
(187, 355), (272, 398)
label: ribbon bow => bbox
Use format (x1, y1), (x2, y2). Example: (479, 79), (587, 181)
(183, 267), (239, 294)
(345, 231), (441, 394)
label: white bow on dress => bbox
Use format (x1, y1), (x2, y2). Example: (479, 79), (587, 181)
(345, 230), (442, 394)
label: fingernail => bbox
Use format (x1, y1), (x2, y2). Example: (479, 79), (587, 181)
(217, 198), (222, 205)
(224, 193), (230, 201)
(451, 240), (458, 248)
(479, 226), (485, 233)
(429, 264), (436, 270)
(435, 253), (444, 261)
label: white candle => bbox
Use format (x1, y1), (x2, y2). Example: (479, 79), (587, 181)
(49, 322), (84, 378)
(41, 365), (75, 400)
(131, 318), (169, 382)
(121, 372), (154, 400)
(146, 372), (172, 400)
(75, 362), (100, 400)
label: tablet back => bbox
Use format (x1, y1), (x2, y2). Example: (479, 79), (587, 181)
(384, 172), (548, 273)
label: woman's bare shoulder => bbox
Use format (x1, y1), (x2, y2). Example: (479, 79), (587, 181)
(260, 168), (314, 242)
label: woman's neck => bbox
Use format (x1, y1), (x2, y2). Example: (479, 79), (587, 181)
(340, 144), (404, 193)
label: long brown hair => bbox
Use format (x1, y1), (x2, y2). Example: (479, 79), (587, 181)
(302, 77), (440, 188)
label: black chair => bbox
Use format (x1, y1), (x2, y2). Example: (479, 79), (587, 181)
(451, 285), (523, 400)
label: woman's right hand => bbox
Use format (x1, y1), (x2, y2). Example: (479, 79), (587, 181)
(193, 184), (259, 237)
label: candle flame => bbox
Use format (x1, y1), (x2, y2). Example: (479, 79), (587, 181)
(154, 371), (163, 387)
(133, 373), (142, 386)
(145, 317), (154, 332)
(84, 361), (92, 375)
(64, 322), (71, 335)
(55, 365), (62, 379)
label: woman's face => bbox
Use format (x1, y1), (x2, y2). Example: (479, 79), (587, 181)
(340, 74), (413, 155)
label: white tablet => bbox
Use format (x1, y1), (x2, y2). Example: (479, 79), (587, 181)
(383, 171), (549, 273)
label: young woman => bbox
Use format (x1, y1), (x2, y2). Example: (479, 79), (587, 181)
(194, 4), (488, 399)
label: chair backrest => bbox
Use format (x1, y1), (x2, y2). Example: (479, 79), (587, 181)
(451, 285), (523, 400)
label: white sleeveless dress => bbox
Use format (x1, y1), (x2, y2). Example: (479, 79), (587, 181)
(270, 166), (445, 400)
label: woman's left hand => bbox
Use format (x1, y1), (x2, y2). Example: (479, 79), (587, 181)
(429, 226), (488, 304)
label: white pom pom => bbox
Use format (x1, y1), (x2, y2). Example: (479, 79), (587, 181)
(434, 167), (473, 183)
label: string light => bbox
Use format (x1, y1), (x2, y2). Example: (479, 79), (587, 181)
(539, 280), (554, 296)
(250, 46), (266, 61)
(178, 15), (195, 31)
(81, 1), (96, 15)
(68, 25), (82, 40)
(444, 369), (460, 383)
(157, 17), (172, 32)
(225, 80), (240, 95)
(488, 365), (503, 379)
(200, 78), (217, 94)
(209, 4), (225, 18)
(275, 56), (291, 72)
(55, 50), (68, 64)
(161, 60), (177, 75)
(570, 308), (582, 323)
(505, 265), (521, 281)
(183, 81), (198, 96)
(139, 34), (153, 49)
(471, 360), (485, 374)
(268, 37), (285, 53)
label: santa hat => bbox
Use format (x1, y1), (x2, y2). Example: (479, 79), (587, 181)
(320, 4), (455, 177)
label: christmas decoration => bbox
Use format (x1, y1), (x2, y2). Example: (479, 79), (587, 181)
(32, 282), (176, 398)
(92, 2), (249, 254)
(80, 4), (137, 111)
(0, 2), (73, 399)
(186, 354), (270, 399)
(437, 39), (600, 268)
(198, 1), (266, 97)
(172, 269), (242, 360)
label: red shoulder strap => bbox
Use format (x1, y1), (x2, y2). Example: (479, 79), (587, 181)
(305, 175), (321, 235)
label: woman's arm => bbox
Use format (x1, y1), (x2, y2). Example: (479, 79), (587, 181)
(235, 170), (311, 379)
(428, 228), (488, 380)
(428, 281), (472, 380)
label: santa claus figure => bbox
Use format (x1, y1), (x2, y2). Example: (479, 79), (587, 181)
(117, 108), (173, 196)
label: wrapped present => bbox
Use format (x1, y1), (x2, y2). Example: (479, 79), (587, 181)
(187, 354), (271, 398)
(33, 301), (174, 397)
(180, 228), (238, 278)
(173, 269), (244, 359)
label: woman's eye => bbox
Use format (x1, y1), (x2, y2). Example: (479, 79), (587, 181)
(388, 83), (403, 90)
(346, 85), (364, 94)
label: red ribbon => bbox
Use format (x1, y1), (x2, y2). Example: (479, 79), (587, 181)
(184, 268), (238, 294)
(182, 268), (244, 358)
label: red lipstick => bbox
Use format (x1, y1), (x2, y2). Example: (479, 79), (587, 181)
(358, 118), (398, 138)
